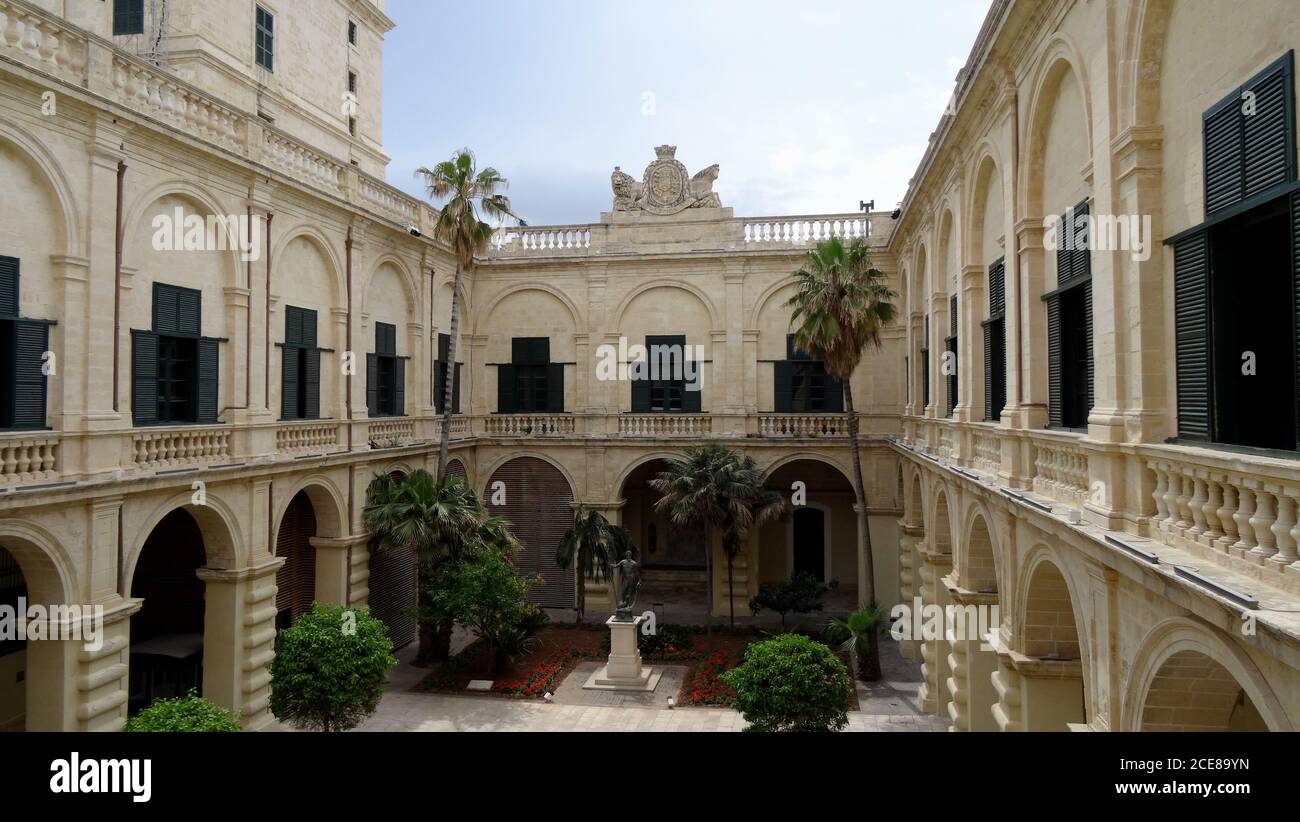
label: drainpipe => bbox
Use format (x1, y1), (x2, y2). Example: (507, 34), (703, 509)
(113, 161), (125, 412)
(1010, 90), (1023, 408)
(245, 204), (253, 407)
(264, 212), (274, 408)
(345, 226), (354, 451)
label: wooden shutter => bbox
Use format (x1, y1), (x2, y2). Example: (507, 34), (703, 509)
(113, 0), (145, 35)
(630, 361), (650, 412)
(131, 330), (159, 426)
(304, 348), (321, 419)
(921, 349), (930, 408)
(774, 360), (794, 412)
(0, 256), (17, 317)
(1173, 232), (1212, 440)
(496, 364), (515, 413)
(196, 338), (219, 424)
(285, 306), (303, 346)
(1204, 52), (1296, 215)
(824, 372), (844, 412)
(153, 284), (201, 336)
(367, 537), (416, 649)
(683, 376), (702, 412)
(983, 323), (994, 421)
(300, 308), (317, 348)
(365, 353), (378, 416)
(988, 258), (1006, 317)
(12, 320), (48, 429)
(545, 363), (564, 412)
(1293, 190), (1300, 449)
(275, 493), (318, 622)
(947, 295), (958, 417)
(1083, 279), (1094, 418)
(393, 358), (406, 415)
(451, 362), (462, 414)
(1204, 104), (1244, 214)
(375, 322), (395, 356)
(486, 457), (575, 609)
(281, 346), (299, 419)
(1047, 294), (1063, 428)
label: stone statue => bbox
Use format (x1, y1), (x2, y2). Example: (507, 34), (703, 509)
(610, 146), (722, 215)
(613, 550), (642, 621)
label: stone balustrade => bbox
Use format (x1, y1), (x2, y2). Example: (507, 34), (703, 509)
(1029, 432), (1089, 506)
(618, 414), (712, 437)
(367, 419), (415, 448)
(0, 433), (58, 484)
(109, 55), (243, 153)
(0, 1), (88, 86)
(972, 427), (1000, 475)
(483, 414), (575, 437)
(358, 173), (419, 224)
(756, 414), (848, 437)
(276, 421), (341, 455)
(262, 130), (344, 195)
(741, 214), (869, 245)
(132, 426), (231, 470)
(490, 225), (598, 255)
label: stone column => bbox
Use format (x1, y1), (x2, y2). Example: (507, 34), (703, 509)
(196, 557), (283, 731)
(311, 535), (369, 606)
(916, 546), (952, 715)
(942, 578), (999, 732)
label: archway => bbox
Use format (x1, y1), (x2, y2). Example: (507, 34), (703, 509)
(1139, 650), (1267, 731)
(761, 459), (857, 602)
(128, 509), (207, 716)
(931, 487), (953, 553)
(274, 491), (318, 630)
(1017, 557), (1087, 730)
(0, 546), (27, 731)
(486, 457), (575, 609)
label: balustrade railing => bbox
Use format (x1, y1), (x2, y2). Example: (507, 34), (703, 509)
(972, 428), (1000, 474)
(483, 414), (574, 437)
(757, 414), (848, 437)
(619, 414), (712, 437)
(277, 422), (341, 454)
(133, 427), (231, 470)
(367, 419), (415, 448)
(1029, 433), (1089, 505)
(741, 214), (869, 245)
(0, 433), (58, 484)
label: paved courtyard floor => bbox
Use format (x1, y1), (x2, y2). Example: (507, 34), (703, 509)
(335, 632), (948, 733)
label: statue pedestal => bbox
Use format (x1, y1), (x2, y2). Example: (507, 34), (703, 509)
(582, 616), (662, 692)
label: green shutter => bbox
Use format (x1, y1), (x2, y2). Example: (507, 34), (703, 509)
(774, 360), (794, 412)
(375, 322), (395, 356)
(393, 358), (405, 416)
(434, 361), (446, 413)
(452, 362), (462, 414)
(153, 284), (201, 336)
(12, 320), (48, 429)
(0, 256), (17, 317)
(1047, 294), (1063, 428)
(281, 346), (299, 419)
(131, 330), (159, 426)
(113, 0), (145, 35)
(1083, 278), (1094, 419)
(983, 323), (994, 421)
(366, 353), (378, 416)
(285, 307), (303, 346)
(920, 349), (930, 408)
(1293, 190), (1300, 449)
(497, 364), (516, 413)
(630, 363), (650, 412)
(1204, 52), (1296, 215)
(546, 363), (564, 412)
(683, 380), (702, 412)
(824, 372), (844, 412)
(304, 348), (321, 419)
(196, 338), (219, 424)
(1173, 232), (1212, 440)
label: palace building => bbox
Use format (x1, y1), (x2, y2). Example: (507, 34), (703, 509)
(0, 0), (1298, 732)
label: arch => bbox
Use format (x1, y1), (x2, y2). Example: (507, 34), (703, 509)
(445, 457), (469, 485)
(748, 277), (798, 330)
(906, 466), (926, 528)
(125, 492), (245, 587)
(928, 483), (953, 553)
(965, 147), (1005, 265)
(377, 461), (414, 480)
(0, 119), (82, 255)
(611, 279), (722, 330)
(1123, 617), (1292, 732)
(273, 475), (347, 541)
(0, 520), (74, 605)
(760, 452), (855, 486)
(1020, 35), (1094, 216)
(1015, 548), (1085, 660)
(473, 283), (583, 335)
(361, 253), (420, 321)
(1123, 0), (1175, 129)
(959, 503), (999, 594)
(123, 180), (245, 287)
(274, 491), (319, 626)
(485, 456), (577, 609)
(271, 224), (347, 305)
(912, 242), (929, 316)
(481, 450), (578, 501)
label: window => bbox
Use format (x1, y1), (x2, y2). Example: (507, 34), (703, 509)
(347, 20), (358, 46)
(433, 333), (462, 414)
(946, 295), (958, 417)
(1043, 200), (1093, 430)
(366, 322), (404, 417)
(631, 335), (700, 413)
(774, 335), (842, 413)
(1171, 51), (1299, 452)
(921, 315), (930, 409)
(255, 6), (274, 72)
(0, 256), (54, 431)
(113, 0), (145, 36)
(281, 306), (323, 421)
(348, 71), (358, 95)
(348, 116), (357, 137)
(132, 283), (220, 426)
(496, 337), (562, 413)
(982, 257), (1007, 422)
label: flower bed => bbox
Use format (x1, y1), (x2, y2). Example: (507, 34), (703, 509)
(491, 646), (600, 697)
(682, 650), (737, 706)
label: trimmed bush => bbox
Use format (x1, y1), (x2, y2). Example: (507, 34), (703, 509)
(723, 633), (852, 732)
(123, 690), (241, 732)
(748, 572), (833, 629)
(270, 604), (397, 732)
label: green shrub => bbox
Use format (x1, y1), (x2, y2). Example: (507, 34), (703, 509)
(270, 604), (397, 732)
(748, 572), (834, 629)
(599, 623), (695, 658)
(723, 633), (852, 732)
(123, 690), (241, 732)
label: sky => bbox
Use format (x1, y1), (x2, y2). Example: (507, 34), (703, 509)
(381, 0), (991, 226)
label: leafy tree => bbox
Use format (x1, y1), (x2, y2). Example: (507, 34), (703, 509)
(749, 571), (833, 630)
(363, 470), (488, 663)
(825, 606), (884, 681)
(270, 604), (397, 732)
(416, 149), (521, 478)
(724, 633), (852, 732)
(555, 506), (635, 622)
(651, 444), (785, 628)
(123, 690), (241, 732)
(786, 235), (897, 679)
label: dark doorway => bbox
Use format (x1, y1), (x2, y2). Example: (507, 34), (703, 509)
(1059, 286), (1090, 429)
(129, 509), (206, 716)
(1210, 203), (1296, 450)
(792, 507), (826, 580)
(275, 492), (318, 631)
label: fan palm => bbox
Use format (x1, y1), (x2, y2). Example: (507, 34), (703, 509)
(362, 469), (490, 663)
(651, 444), (786, 629)
(786, 235), (897, 679)
(825, 607), (884, 681)
(416, 149), (519, 479)
(555, 506), (634, 623)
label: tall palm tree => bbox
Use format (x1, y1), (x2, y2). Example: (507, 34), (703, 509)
(416, 149), (518, 479)
(651, 444), (785, 629)
(555, 506), (635, 623)
(786, 235), (897, 679)
(363, 469), (488, 663)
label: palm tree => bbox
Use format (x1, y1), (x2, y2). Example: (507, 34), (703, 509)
(825, 607), (884, 681)
(416, 149), (519, 479)
(555, 506), (634, 623)
(363, 469), (488, 663)
(651, 444), (785, 629)
(786, 235), (897, 679)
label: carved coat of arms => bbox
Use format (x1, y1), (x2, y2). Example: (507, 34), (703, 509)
(611, 146), (721, 215)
